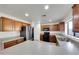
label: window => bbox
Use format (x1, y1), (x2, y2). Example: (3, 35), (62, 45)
(67, 20), (73, 36)
(66, 19), (79, 38)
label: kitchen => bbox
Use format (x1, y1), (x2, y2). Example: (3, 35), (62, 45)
(0, 4), (79, 55)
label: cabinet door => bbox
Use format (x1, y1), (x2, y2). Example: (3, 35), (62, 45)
(14, 21), (22, 31)
(4, 40), (17, 49)
(2, 17), (13, 31)
(52, 24), (59, 31)
(73, 5), (79, 32)
(41, 25), (50, 31)
(0, 18), (2, 31)
(49, 35), (57, 43)
(16, 39), (24, 44)
(22, 23), (30, 27)
(22, 23), (27, 27)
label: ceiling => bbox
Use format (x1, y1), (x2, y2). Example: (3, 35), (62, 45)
(0, 4), (73, 24)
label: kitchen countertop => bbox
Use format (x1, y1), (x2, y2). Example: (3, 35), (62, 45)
(0, 37), (24, 43)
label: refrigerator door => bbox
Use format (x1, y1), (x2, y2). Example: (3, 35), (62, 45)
(20, 26), (26, 41)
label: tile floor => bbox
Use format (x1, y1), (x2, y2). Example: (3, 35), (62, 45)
(0, 39), (79, 55)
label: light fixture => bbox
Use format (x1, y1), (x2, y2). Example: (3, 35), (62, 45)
(42, 14), (46, 17)
(49, 19), (52, 22)
(25, 13), (29, 17)
(44, 5), (49, 10)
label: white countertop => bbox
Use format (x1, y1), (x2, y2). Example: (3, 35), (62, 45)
(2, 37), (24, 43)
(0, 37), (24, 43)
(41, 31), (63, 35)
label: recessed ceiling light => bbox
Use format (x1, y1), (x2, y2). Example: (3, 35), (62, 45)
(44, 5), (49, 10)
(49, 19), (52, 22)
(25, 13), (29, 17)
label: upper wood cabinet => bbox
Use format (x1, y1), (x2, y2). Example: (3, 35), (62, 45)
(0, 18), (2, 31)
(2, 17), (14, 32)
(73, 4), (79, 32)
(41, 25), (50, 31)
(59, 22), (65, 32)
(51, 24), (59, 31)
(14, 21), (22, 31)
(0, 17), (30, 32)
(41, 24), (60, 31)
(22, 23), (27, 27)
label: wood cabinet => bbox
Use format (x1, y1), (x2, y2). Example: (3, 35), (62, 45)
(51, 24), (59, 31)
(4, 40), (17, 49)
(0, 18), (2, 31)
(2, 17), (14, 31)
(0, 17), (30, 32)
(41, 25), (50, 31)
(41, 24), (59, 31)
(16, 38), (24, 44)
(4, 38), (24, 49)
(73, 4), (79, 32)
(22, 23), (27, 27)
(22, 23), (31, 27)
(40, 34), (58, 44)
(59, 22), (65, 32)
(49, 35), (57, 43)
(14, 21), (22, 31)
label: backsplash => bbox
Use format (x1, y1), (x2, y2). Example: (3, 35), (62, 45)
(0, 32), (20, 38)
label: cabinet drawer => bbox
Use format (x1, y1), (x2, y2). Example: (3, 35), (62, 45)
(4, 38), (25, 49)
(16, 39), (24, 44)
(4, 40), (17, 49)
(49, 35), (57, 43)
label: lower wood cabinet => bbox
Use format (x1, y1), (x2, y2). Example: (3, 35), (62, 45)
(49, 35), (57, 43)
(40, 34), (58, 44)
(4, 38), (24, 49)
(4, 40), (17, 49)
(16, 39), (24, 44)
